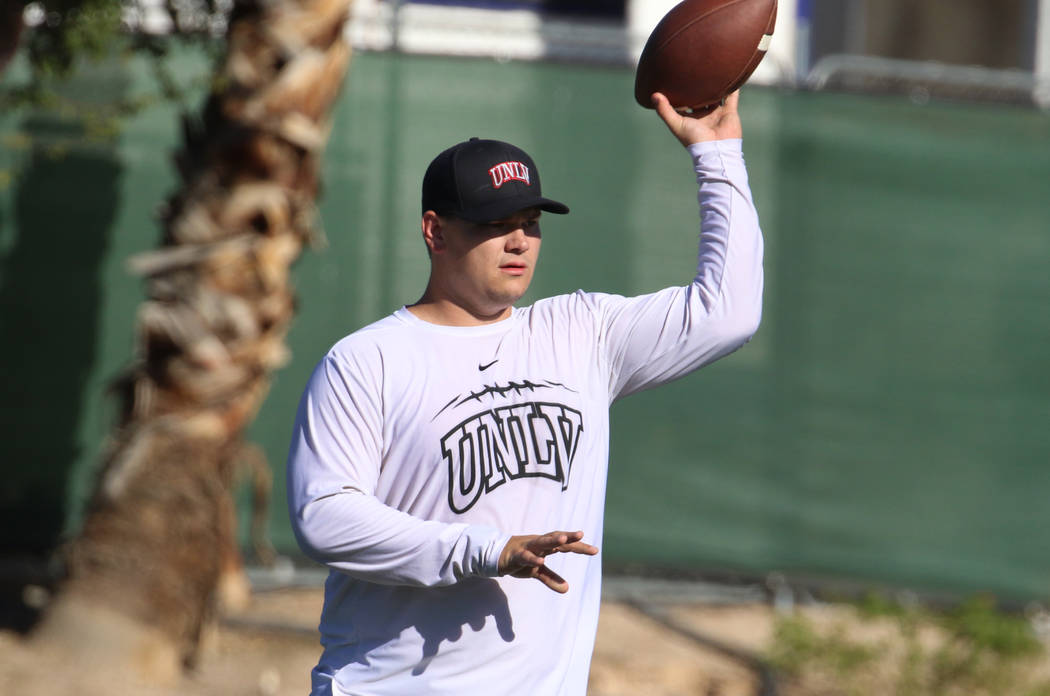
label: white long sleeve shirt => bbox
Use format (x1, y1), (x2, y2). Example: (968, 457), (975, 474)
(286, 139), (763, 696)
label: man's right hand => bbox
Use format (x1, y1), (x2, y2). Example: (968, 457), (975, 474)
(652, 89), (742, 146)
(498, 531), (599, 594)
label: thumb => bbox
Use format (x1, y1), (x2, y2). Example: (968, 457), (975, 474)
(651, 92), (679, 123)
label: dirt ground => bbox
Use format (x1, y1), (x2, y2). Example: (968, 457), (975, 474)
(212, 590), (777, 696)
(213, 588), (770, 696)
(0, 583), (775, 696)
(2, 583), (1048, 696)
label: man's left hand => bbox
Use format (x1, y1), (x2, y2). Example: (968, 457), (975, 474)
(498, 530), (599, 594)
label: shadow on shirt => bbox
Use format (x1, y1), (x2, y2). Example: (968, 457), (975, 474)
(411, 578), (515, 675)
(334, 576), (516, 678)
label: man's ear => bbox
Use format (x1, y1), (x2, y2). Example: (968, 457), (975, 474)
(421, 210), (447, 254)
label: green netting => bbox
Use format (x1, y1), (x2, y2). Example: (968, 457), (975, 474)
(2, 48), (1048, 601)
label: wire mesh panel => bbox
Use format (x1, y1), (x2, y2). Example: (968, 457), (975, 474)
(807, 54), (1050, 108)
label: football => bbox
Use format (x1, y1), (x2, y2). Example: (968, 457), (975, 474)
(634, 0), (778, 111)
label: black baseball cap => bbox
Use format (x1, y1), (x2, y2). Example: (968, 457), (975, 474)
(421, 137), (570, 223)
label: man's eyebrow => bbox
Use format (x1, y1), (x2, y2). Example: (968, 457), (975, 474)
(484, 214), (542, 226)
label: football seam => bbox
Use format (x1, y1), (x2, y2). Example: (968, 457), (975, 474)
(715, 0), (776, 100)
(715, 36), (770, 101)
(653, 0), (760, 53)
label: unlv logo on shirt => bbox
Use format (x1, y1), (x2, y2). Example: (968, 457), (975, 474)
(488, 161), (531, 189)
(440, 401), (584, 514)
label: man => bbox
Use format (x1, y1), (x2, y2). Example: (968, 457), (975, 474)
(287, 91), (763, 696)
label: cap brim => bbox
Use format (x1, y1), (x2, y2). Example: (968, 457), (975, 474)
(456, 196), (570, 223)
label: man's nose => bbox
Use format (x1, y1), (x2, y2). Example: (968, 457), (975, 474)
(505, 227), (529, 252)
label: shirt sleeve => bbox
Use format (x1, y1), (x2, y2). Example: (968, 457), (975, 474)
(602, 138), (764, 401)
(286, 351), (511, 586)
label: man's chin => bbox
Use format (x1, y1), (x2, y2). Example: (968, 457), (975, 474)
(487, 288), (528, 312)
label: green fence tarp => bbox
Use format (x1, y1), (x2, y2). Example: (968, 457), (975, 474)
(2, 49), (1048, 601)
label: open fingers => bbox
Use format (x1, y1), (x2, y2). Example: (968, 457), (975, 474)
(529, 531), (598, 557)
(550, 540), (599, 556)
(534, 564), (570, 594)
(499, 531), (599, 592)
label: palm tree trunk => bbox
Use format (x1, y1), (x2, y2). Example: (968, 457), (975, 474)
(0, 2), (25, 74)
(34, 0), (354, 680)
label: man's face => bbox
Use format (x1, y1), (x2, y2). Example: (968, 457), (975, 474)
(430, 207), (542, 318)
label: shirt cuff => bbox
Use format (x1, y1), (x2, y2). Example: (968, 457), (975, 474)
(465, 525), (512, 578)
(688, 138), (743, 159)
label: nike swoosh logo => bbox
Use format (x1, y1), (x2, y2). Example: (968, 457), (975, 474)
(478, 359), (499, 371)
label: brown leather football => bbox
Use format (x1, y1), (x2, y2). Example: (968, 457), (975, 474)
(634, 0), (778, 111)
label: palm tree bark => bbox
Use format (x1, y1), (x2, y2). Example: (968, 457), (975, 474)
(34, 0), (354, 679)
(0, 2), (25, 75)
